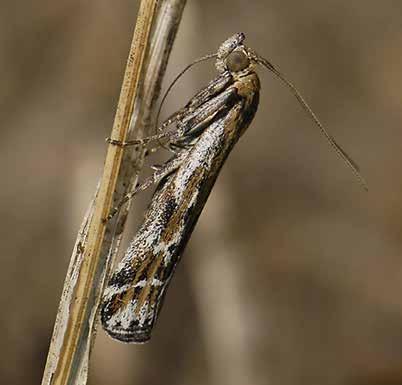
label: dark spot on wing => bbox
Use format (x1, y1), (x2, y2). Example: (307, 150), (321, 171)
(108, 265), (135, 287)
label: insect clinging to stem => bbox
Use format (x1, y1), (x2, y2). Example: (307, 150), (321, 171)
(100, 32), (367, 343)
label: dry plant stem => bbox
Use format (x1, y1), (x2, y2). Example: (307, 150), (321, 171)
(41, 1), (187, 384)
(41, 1), (159, 384)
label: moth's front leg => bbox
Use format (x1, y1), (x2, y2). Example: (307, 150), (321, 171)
(106, 128), (183, 147)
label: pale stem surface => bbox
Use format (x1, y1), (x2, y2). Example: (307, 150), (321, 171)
(41, 1), (186, 384)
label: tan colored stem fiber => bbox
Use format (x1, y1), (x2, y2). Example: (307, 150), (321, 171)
(41, 1), (159, 384)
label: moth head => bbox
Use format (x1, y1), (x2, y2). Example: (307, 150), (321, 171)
(216, 32), (252, 73)
(217, 33), (245, 58)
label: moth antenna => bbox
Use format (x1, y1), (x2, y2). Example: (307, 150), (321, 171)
(155, 53), (217, 132)
(256, 54), (368, 191)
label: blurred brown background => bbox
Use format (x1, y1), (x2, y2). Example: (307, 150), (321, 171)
(2, 1), (402, 384)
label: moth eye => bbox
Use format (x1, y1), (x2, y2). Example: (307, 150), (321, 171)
(226, 51), (250, 72)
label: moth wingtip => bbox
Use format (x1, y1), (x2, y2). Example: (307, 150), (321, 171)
(102, 325), (152, 344)
(100, 293), (155, 343)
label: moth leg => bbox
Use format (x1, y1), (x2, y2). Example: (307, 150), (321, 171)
(106, 109), (185, 148)
(106, 136), (158, 148)
(106, 150), (188, 221)
(106, 137), (179, 161)
(106, 124), (186, 148)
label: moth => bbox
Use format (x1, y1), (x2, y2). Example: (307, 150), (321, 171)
(101, 33), (366, 343)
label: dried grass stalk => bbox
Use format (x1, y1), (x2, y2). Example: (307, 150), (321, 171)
(41, 1), (187, 384)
